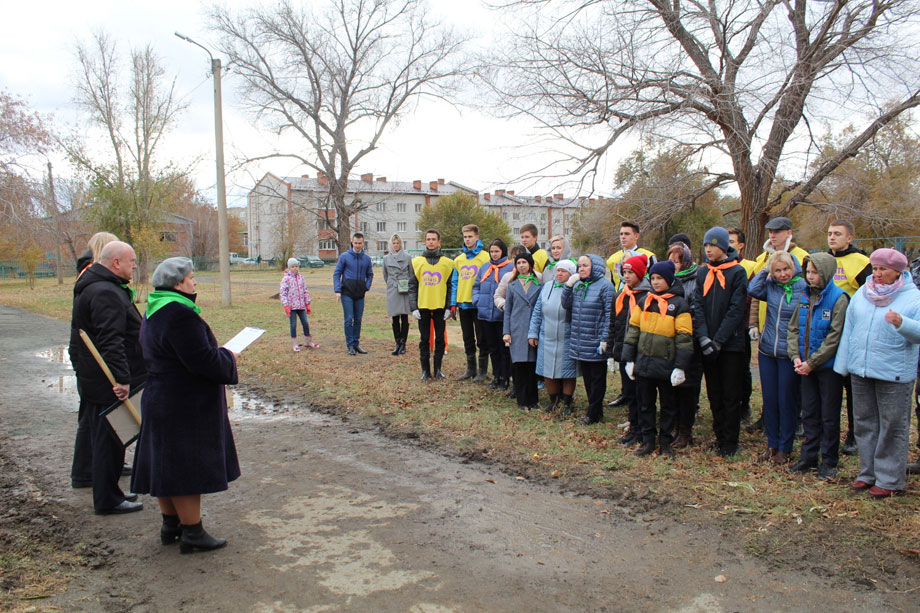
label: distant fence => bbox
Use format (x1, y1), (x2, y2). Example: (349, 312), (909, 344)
(0, 261), (56, 280)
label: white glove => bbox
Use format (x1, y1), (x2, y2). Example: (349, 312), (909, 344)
(565, 274), (579, 287)
(598, 341), (608, 354)
(443, 309), (452, 320)
(607, 358), (617, 372)
(670, 368), (686, 386)
(412, 309), (422, 320)
(748, 327), (759, 341)
(625, 362), (635, 380)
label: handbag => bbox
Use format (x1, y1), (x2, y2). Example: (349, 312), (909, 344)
(397, 278), (409, 294)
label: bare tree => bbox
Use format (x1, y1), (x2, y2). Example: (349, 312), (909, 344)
(211, 0), (467, 253)
(484, 0), (920, 255)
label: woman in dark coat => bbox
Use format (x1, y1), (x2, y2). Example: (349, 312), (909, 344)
(132, 257), (240, 554)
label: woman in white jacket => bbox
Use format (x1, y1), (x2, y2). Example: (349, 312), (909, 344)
(835, 248), (920, 497)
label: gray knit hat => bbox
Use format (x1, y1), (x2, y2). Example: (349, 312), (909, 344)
(287, 257), (299, 268)
(152, 257), (195, 288)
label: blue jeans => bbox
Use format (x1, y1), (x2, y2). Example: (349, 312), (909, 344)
(340, 295), (364, 348)
(289, 309), (310, 338)
(759, 353), (798, 452)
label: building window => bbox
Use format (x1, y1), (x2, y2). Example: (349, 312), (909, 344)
(242, 232), (249, 247)
(319, 240), (335, 250)
(376, 221), (386, 232)
(376, 202), (386, 212)
(159, 231), (177, 242)
(397, 222), (407, 232)
(360, 222), (369, 233)
(512, 213), (520, 220)
(415, 222), (421, 232)
(513, 227), (520, 235)
(502, 213), (508, 220)
(397, 202), (406, 213)
(415, 203), (423, 212)
(377, 241), (388, 251)
(540, 213), (546, 221)
(541, 227), (546, 237)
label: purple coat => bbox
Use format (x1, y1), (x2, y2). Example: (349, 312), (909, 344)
(131, 299), (240, 497)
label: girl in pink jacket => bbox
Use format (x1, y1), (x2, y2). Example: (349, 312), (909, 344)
(280, 258), (318, 351)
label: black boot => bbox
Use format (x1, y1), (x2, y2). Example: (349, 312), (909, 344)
(560, 394), (574, 416)
(161, 514), (181, 545)
(488, 376), (502, 390)
(472, 355), (490, 382)
(391, 340), (402, 356)
(179, 521), (227, 554)
(544, 394), (559, 413)
(433, 354), (446, 380)
(420, 357), (431, 382)
(457, 355), (477, 381)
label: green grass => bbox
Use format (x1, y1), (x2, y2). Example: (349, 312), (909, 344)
(4, 270), (920, 573)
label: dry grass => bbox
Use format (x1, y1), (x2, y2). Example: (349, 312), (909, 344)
(4, 269), (920, 577)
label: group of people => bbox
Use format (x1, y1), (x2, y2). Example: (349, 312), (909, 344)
(70, 232), (238, 553)
(328, 217), (920, 496)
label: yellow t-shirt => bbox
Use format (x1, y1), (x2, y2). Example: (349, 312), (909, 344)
(413, 256), (455, 310)
(738, 259), (756, 279)
(606, 247), (657, 290)
(531, 248), (549, 274)
(454, 250), (490, 305)
(832, 251), (871, 297)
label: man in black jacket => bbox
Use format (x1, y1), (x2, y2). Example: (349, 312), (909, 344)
(69, 241), (146, 515)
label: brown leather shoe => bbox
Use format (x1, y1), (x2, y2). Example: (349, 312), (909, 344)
(867, 485), (901, 498)
(849, 480), (872, 490)
(672, 425), (693, 449)
(772, 451), (789, 466)
(757, 447), (777, 462)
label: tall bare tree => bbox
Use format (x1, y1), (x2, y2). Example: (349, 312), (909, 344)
(65, 31), (188, 280)
(211, 0), (467, 253)
(485, 0), (920, 255)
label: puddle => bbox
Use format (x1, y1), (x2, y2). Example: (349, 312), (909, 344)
(35, 346), (72, 367)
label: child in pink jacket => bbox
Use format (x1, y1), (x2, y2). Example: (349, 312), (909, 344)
(280, 258), (318, 351)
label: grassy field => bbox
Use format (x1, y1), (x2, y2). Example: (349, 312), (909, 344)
(3, 268), (920, 581)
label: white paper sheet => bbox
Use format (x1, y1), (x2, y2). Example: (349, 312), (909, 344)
(223, 327), (266, 353)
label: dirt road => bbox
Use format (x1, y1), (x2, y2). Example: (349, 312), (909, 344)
(0, 305), (899, 611)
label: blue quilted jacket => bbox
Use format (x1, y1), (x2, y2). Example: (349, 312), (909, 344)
(472, 257), (512, 322)
(561, 254), (616, 362)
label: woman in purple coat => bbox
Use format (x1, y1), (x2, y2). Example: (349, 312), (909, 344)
(132, 257), (240, 554)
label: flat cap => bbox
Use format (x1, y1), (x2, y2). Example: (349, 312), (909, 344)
(764, 217), (793, 231)
(151, 257), (195, 289)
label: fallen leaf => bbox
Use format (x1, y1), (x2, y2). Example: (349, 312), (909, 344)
(551, 470), (561, 478)
(515, 476), (525, 481)
(714, 575), (728, 583)
(485, 478), (495, 484)
(901, 549), (920, 556)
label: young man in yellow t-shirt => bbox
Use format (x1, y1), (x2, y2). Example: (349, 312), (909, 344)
(826, 219), (871, 456)
(520, 224), (548, 274)
(409, 229), (456, 381)
(606, 221), (657, 291)
(453, 224), (490, 381)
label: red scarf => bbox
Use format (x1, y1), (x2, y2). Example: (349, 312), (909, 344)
(702, 260), (739, 295)
(479, 260), (507, 283)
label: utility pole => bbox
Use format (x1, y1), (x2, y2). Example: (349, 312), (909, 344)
(47, 161), (63, 285)
(175, 32), (231, 306)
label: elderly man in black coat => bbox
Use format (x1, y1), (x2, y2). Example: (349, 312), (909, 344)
(131, 257), (240, 554)
(68, 241), (146, 515)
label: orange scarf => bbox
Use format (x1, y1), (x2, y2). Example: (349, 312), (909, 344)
(614, 285), (639, 316)
(479, 260), (507, 283)
(702, 260), (739, 295)
(644, 292), (674, 314)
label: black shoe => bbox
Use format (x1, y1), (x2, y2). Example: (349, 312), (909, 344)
(179, 521), (227, 554)
(658, 443), (675, 459)
(617, 430), (638, 445)
(634, 441), (655, 457)
(745, 416), (763, 434)
(398, 340), (407, 354)
(124, 492), (138, 502)
(607, 393), (625, 407)
(420, 357), (431, 382)
(544, 394), (559, 413)
(716, 445), (738, 458)
(817, 465), (839, 481)
(354, 345), (368, 354)
(432, 370), (446, 380)
(560, 394), (573, 417)
(841, 436), (858, 456)
(506, 388), (516, 399)
(580, 416), (599, 425)
(391, 342), (402, 356)
(789, 459), (818, 474)
(95, 500), (144, 515)
(348, 347), (356, 356)
(161, 514), (181, 545)
(71, 479), (92, 489)
(121, 464), (132, 477)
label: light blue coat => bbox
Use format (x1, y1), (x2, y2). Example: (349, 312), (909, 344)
(834, 271), (920, 383)
(528, 281), (579, 379)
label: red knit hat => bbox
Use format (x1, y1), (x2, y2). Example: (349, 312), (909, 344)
(622, 254), (648, 279)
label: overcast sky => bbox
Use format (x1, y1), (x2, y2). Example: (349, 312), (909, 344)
(1, 0), (623, 208)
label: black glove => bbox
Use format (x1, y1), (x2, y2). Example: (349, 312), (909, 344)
(700, 336), (721, 359)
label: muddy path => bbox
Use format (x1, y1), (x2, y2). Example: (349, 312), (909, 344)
(0, 304), (904, 611)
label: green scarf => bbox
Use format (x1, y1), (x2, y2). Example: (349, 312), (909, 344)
(146, 290), (201, 318)
(574, 279), (595, 297)
(553, 281), (565, 288)
(120, 283), (136, 302)
(517, 274), (539, 284)
(778, 276), (802, 303)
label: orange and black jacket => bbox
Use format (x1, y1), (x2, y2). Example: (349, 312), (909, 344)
(621, 282), (694, 381)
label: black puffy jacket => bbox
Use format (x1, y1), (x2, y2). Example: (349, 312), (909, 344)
(69, 264), (146, 404)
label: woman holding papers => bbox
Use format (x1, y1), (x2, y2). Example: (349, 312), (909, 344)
(132, 257), (240, 554)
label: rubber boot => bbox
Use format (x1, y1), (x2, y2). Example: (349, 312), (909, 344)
(420, 357), (431, 382)
(560, 393), (574, 417)
(161, 513), (181, 545)
(179, 521), (227, 554)
(544, 394), (559, 413)
(473, 355), (490, 382)
(457, 355), (477, 381)
(391, 340), (401, 356)
(433, 354), (446, 380)
(672, 425), (693, 449)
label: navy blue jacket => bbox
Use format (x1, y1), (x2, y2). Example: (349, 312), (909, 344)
(562, 254), (616, 362)
(333, 248), (374, 298)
